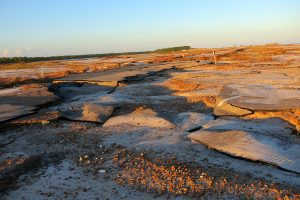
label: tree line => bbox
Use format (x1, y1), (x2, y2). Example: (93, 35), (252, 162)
(154, 46), (191, 53)
(0, 46), (192, 64)
(0, 52), (150, 64)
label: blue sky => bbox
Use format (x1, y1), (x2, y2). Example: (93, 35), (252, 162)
(0, 0), (300, 57)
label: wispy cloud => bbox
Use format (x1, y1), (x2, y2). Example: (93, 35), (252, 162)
(0, 48), (34, 57)
(1, 49), (10, 57)
(15, 49), (22, 57)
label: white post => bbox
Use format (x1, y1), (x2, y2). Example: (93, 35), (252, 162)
(213, 51), (217, 65)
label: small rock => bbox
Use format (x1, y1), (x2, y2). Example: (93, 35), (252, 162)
(98, 169), (106, 174)
(41, 120), (50, 125)
(83, 186), (91, 192)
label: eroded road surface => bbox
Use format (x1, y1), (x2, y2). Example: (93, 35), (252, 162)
(1, 44), (300, 199)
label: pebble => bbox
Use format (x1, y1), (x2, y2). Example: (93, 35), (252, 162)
(98, 169), (106, 174)
(83, 186), (91, 192)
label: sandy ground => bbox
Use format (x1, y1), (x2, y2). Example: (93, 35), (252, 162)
(0, 44), (300, 200)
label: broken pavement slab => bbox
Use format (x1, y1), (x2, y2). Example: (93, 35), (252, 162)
(189, 130), (300, 174)
(189, 117), (299, 173)
(103, 108), (176, 128)
(0, 84), (59, 123)
(104, 108), (214, 131)
(216, 84), (300, 111)
(202, 117), (296, 136)
(1, 45), (300, 198)
(53, 82), (118, 99)
(214, 102), (252, 117)
(60, 104), (116, 123)
(8, 110), (61, 126)
(0, 84), (59, 107)
(164, 112), (214, 132)
(0, 104), (36, 123)
(53, 62), (178, 84)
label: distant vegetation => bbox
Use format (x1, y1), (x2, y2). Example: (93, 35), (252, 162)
(0, 51), (150, 64)
(154, 46), (192, 53)
(0, 46), (192, 64)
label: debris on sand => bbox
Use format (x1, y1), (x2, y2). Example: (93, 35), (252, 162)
(114, 147), (300, 199)
(0, 156), (42, 192)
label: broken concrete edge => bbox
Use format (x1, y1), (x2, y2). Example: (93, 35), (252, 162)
(52, 80), (118, 87)
(50, 81), (119, 100)
(122, 67), (173, 82)
(60, 105), (119, 124)
(3, 112), (61, 128)
(215, 99), (299, 122)
(223, 101), (299, 113)
(217, 83), (300, 111)
(0, 77), (59, 89)
(215, 102), (300, 133)
(188, 137), (300, 175)
(0, 96), (60, 125)
(0, 110), (62, 129)
(102, 109), (215, 132)
(214, 101), (254, 117)
(52, 64), (177, 86)
(0, 109), (37, 125)
(59, 114), (111, 124)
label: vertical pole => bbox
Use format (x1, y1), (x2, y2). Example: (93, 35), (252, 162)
(213, 51), (217, 65)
